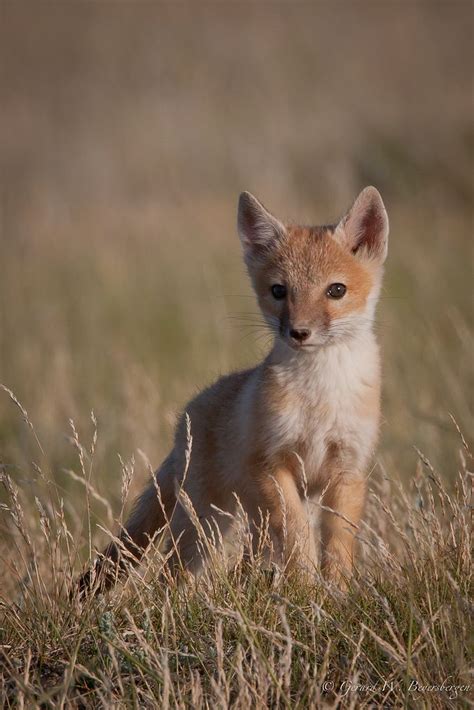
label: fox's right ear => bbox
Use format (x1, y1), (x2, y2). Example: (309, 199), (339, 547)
(237, 192), (286, 259)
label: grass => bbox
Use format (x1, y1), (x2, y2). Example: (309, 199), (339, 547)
(0, 406), (472, 707)
(0, 2), (472, 707)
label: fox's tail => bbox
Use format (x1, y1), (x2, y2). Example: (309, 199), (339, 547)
(76, 460), (177, 597)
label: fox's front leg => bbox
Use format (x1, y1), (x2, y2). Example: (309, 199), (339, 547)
(258, 467), (318, 574)
(320, 472), (366, 588)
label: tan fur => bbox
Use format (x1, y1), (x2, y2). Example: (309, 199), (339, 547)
(80, 186), (389, 594)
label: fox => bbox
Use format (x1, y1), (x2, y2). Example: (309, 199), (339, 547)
(79, 186), (389, 594)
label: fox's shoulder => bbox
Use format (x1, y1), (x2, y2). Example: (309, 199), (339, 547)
(192, 367), (256, 410)
(174, 366), (257, 438)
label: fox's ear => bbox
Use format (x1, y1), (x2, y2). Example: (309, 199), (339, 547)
(335, 186), (389, 264)
(237, 192), (286, 258)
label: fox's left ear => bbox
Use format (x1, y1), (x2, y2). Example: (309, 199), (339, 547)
(335, 186), (389, 264)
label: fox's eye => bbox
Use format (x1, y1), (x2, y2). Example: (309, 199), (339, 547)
(271, 284), (287, 300)
(326, 283), (346, 299)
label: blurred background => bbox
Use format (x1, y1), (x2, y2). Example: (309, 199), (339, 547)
(0, 3), (472, 534)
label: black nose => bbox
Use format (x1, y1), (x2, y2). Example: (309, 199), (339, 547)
(289, 327), (311, 342)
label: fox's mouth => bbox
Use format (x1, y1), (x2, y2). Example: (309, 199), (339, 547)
(283, 335), (324, 351)
(288, 341), (317, 350)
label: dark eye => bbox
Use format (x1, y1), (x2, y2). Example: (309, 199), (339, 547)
(271, 284), (287, 300)
(326, 283), (346, 299)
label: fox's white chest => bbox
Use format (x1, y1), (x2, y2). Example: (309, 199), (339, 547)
(266, 339), (380, 481)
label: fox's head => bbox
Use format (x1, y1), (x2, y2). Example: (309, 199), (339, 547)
(237, 187), (388, 350)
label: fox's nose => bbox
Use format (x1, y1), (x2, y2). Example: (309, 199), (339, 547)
(289, 327), (311, 343)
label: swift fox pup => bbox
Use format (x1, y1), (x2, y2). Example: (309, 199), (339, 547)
(81, 186), (389, 593)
